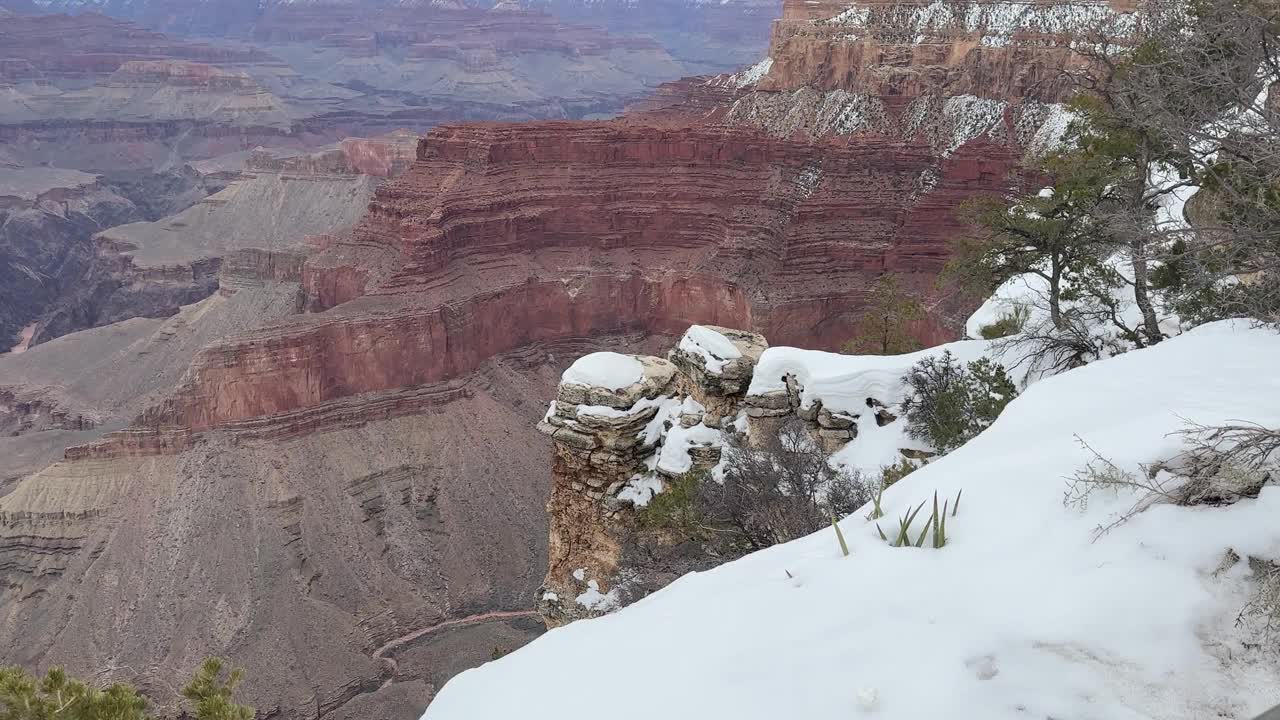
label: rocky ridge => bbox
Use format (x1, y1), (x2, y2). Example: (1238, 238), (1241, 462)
(537, 327), (773, 626)
(25, 132), (416, 346)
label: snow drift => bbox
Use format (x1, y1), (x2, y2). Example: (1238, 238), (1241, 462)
(426, 321), (1280, 720)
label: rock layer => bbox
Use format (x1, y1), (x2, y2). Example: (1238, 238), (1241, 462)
(30, 133), (415, 345)
(0, 0), (1137, 716)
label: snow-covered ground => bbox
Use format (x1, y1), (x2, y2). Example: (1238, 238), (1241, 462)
(425, 321), (1280, 720)
(561, 351), (644, 390)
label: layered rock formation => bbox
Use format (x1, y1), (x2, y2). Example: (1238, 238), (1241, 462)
(519, 0), (781, 72)
(0, 0), (1139, 717)
(0, 8), (694, 172)
(537, 328), (769, 626)
(0, 166), (144, 351)
(28, 131), (417, 345)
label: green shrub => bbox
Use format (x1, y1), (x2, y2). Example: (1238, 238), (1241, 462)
(879, 457), (919, 487)
(636, 471), (707, 537)
(0, 667), (149, 720)
(900, 351), (1018, 453)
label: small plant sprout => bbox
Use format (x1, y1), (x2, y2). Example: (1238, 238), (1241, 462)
(865, 484), (886, 521)
(831, 513), (850, 557)
(881, 490), (963, 548)
(890, 500), (928, 547)
(933, 494), (949, 549)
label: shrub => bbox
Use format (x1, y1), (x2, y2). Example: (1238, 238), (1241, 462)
(1240, 561), (1280, 650)
(642, 422), (873, 558)
(0, 667), (149, 720)
(880, 457), (920, 487)
(698, 422), (873, 555)
(841, 274), (925, 355)
(977, 305), (1030, 340)
(636, 471), (707, 538)
(900, 351), (1018, 453)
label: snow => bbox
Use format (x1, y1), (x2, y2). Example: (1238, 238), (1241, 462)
(963, 253), (1182, 365)
(425, 322), (1280, 720)
(617, 474), (665, 507)
(656, 421), (723, 476)
(678, 325), (742, 375)
(730, 56), (773, 88)
(824, 0), (1135, 49)
(560, 352), (643, 390)
(749, 341), (994, 416)
(575, 395), (670, 420)
(574, 579), (621, 611)
(831, 411), (927, 478)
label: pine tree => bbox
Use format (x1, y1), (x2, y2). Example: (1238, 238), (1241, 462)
(843, 273), (925, 355)
(181, 659), (254, 720)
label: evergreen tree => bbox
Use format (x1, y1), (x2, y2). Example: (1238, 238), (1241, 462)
(843, 273), (925, 355)
(0, 667), (149, 720)
(0, 660), (254, 720)
(181, 659), (254, 720)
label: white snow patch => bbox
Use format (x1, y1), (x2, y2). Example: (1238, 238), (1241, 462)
(426, 321), (1280, 720)
(656, 422), (723, 476)
(574, 579), (621, 611)
(561, 352), (643, 390)
(640, 396), (683, 446)
(730, 56), (773, 88)
(576, 395), (671, 420)
(678, 325), (743, 375)
(617, 474), (665, 507)
(749, 341), (995, 417)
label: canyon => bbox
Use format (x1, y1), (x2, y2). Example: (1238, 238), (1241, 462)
(0, 0), (1137, 718)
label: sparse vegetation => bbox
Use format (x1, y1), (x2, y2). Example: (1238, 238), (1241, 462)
(636, 470), (707, 538)
(1066, 423), (1275, 539)
(639, 421), (874, 558)
(1239, 561), (1280, 651)
(842, 274), (926, 356)
(879, 457), (920, 487)
(182, 659), (254, 720)
(0, 667), (149, 720)
(876, 490), (962, 549)
(977, 304), (1031, 340)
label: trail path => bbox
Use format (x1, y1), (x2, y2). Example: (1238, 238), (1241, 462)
(372, 610), (541, 689)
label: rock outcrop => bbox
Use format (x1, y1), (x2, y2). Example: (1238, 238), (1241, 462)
(536, 327), (769, 627)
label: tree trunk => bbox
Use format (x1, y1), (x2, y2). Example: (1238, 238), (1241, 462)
(1130, 242), (1163, 345)
(1049, 260), (1065, 330)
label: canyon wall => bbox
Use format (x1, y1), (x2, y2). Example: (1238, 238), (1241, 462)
(0, 168), (144, 349)
(0, 0), (1137, 718)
